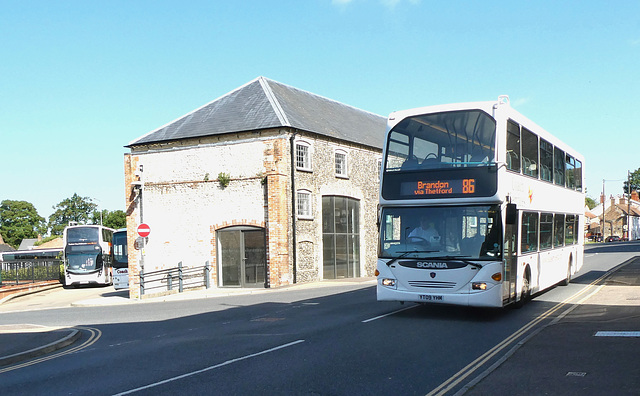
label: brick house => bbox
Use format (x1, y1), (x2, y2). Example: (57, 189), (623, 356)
(589, 192), (640, 240)
(124, 77), (386, 298)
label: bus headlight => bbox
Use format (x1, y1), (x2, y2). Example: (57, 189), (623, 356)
(472, 282), (487, 290)
(381, 278), (396, 288)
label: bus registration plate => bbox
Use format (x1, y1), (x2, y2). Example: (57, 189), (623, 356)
(419, 295), (443, 301)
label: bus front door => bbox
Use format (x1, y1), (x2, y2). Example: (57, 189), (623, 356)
(503, 207), (518, 304)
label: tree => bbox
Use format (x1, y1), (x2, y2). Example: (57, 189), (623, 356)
(585, 196), (597, 210)
(0, 200), (46, 249)
(48, 193), (97, 235)
(623, 168), (640, 194)
(91, 209), (126, 230)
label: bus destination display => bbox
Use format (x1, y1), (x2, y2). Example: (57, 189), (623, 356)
(401, 178), (476, 197)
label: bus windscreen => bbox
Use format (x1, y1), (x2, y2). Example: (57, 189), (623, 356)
(66, 227), (99, 244)
(113, 231), (128, 269)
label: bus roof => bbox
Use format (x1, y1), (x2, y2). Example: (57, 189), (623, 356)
(386, 97), (583, 163)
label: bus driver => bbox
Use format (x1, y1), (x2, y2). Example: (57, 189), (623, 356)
(408, 217), (440, 246)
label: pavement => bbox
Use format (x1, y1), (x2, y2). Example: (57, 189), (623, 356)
(463, 256), (640, 396)
(0, 324), (80, 367)
(1, 261), (639, 396)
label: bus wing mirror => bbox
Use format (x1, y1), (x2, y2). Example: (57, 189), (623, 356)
(506, 203), (517, 225)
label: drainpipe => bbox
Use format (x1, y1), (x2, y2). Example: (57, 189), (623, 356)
(290, 131), (298, 284)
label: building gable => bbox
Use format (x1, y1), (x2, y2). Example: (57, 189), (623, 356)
(128, 77), (386, 149)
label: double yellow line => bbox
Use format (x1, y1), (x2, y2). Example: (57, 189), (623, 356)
(0, 326), (102, 374)
(427, 268), (616, 396)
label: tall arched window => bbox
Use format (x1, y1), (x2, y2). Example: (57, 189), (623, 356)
(322, 196), (360, 279)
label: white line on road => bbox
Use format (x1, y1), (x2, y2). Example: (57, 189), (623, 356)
(112, 339), (305, 395)
(362, 305), (418, 323)
(595, 331), (640, 337)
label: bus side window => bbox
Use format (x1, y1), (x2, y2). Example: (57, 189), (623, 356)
(565, 155), (576, 190)
(506, 120), (520, 172)
(521, 127), (538, 178)
(521, 212), (539, 253)
(554, 147), (565, 186)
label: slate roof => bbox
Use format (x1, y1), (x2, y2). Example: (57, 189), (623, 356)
(33, 237), (64, 249)
(0, 244), (15, 254)
(128, 77), (387, 149)
(18, 239), (37, 250)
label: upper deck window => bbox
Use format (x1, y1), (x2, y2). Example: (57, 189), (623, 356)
(66, 227), (99, 244)
(521, 127), (538, 178)
(554, 147), (565, 187)
(574, 159), (583, 192)
(384, 110), (496, 172)
(540, 138), (553, 182)
(565, 154), (576, 190)
(506, 120), (521, 172)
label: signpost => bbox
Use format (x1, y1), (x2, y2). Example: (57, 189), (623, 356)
(137, 223), (151, 238)
(135, 223), (150, 250)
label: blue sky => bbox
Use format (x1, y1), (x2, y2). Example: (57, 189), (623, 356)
(2, 0), (639, 221)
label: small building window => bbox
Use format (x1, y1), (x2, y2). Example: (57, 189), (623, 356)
(335, 150), (348, 178)
(297, 190), (313, 219)
(296, 141), (312, 171)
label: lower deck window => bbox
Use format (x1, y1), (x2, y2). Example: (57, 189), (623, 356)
(521, 212), (539, 253)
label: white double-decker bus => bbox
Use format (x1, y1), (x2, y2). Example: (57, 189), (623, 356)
(63, 224), (115, 287)
(376, 96), (584, 308)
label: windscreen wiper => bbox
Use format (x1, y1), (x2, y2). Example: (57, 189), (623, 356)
(429, 255), (483, 269)
(385, 250), (439, 267)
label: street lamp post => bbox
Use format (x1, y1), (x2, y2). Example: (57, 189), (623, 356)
(627, 170), (631, 240)
(600, 179), (607, 242)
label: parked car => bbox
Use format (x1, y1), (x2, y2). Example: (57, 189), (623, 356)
(588, 233), (603, 242)
(605, 235), (620, 242)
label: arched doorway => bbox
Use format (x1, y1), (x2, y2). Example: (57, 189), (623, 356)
(217, 226), (266, 287)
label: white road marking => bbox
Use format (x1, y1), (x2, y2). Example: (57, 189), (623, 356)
(595, 331), (640, 337)
(362, 305), (418, 323)
(112, 339), (305, 395)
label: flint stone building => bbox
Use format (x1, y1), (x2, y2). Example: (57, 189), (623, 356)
(124, 77), (387, 298)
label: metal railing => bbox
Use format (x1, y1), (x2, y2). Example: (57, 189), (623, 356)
(140, 261), (211, 296)
(0, 259), (63, 285)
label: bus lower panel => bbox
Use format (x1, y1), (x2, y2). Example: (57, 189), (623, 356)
(65, 272), (109, 287)
(377, 282), (503, 308)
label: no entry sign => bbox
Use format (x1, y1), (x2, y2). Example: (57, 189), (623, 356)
(137, 223), (151, 237)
